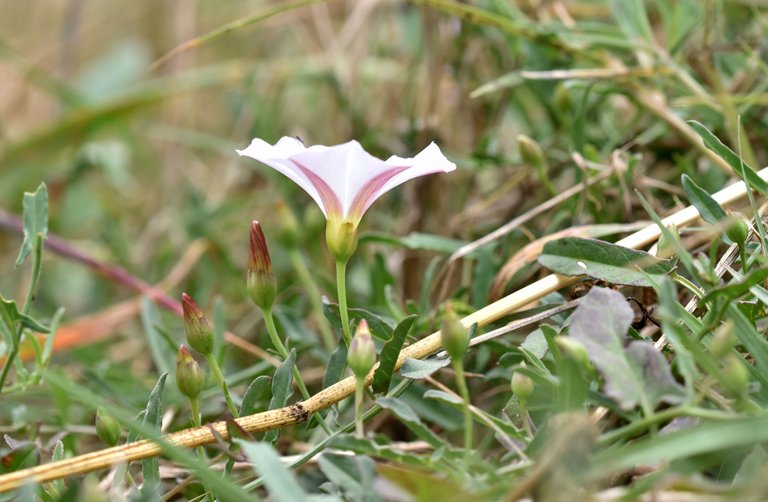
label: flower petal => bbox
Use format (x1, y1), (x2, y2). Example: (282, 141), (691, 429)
(236, 137), (329, 215)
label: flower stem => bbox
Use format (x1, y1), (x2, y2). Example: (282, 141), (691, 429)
(452, 360), (473, 463)
(204, 353), (238, 418)
(262, 308), (332, 434)
(354, 377), (365, 438)
(0, 233), (44, 394)
(289, 249), (336, 351)
(336, 259), (352, 346)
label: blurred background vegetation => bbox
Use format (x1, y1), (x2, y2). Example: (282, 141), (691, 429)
(2, 0), (768, 492)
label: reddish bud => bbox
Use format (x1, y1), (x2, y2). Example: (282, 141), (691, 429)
(176, 345), (205, 399)
(181, 293), (214, 355)
(248, 221), (277, 310)
(348, 320), (376, 379)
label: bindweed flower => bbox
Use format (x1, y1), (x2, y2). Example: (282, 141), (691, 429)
(237, 137), (456, 261)
(348, 319), (376, 379)
(176, 345), (205, 400)
(248, 221), (277, 310)
(181, 293), (214, 355)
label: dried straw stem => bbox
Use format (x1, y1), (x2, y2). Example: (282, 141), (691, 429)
(0, 168), (764, 493)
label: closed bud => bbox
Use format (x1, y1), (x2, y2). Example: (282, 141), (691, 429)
(176, 345), (205, 400)
(348, 320), (376, 379)
(275, 201), (301, 248)
(722, 353), (749, 398)
(556, 337), (590, 369)
(710, 320), (735, 358)
(95, 407), (121, 447)
(326, 219), (358, 263)
(248, 221), (277, 310)
(725, 215), (749, 245)
(554, 82), (573, 116)
(511, 363), (535, 403)
(517, 134), (545, 169)
(182, 293), (214, 355)
(441, 304), (469, 362)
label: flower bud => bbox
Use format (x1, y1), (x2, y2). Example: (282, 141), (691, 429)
(348, 320), (376, 379)
(722, 353), (749, 398)
(725, 215), (749, 245)
(511, 363), (535, 403)
(710, 320), (735, 358)
(275, 201), (301, 248)
(440, 304), (469, 362)
(248, 221), (277, 310)
(326, 219), (358, 263)
(95, 407), (121, 447)
(556, 337), (590, 369)
(181, 293), (214, 355)
(517, 134), (545, 170)
(176, 345), (205, 400)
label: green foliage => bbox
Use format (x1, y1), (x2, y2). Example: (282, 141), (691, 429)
(4, 0), (768, 499)
(539, 237), (675, 287)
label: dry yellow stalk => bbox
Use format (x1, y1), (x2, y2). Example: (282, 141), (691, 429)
(0, 168), (765, 494)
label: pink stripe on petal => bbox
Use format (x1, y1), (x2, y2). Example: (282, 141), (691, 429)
(348, 166), (410, 221)
(291, 159), (343, 218)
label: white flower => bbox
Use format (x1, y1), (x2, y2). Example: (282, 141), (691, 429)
(236, 137), (456, 225)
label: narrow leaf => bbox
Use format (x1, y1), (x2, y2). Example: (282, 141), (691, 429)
(398, 357), (451, 380)
(15, 183), (48, 267)
(0, 296), (50, 334)
(539, 237), (675, 287)
(264, 350), (296, 443)
(681, 174), (727, 224)
(237, 441), (307, 502)
(317, 453), (376, 502)
(372, 315), (417, 393)
(140, 298), (174, 375)
(375, 397), (446, 450)
(322, 342), (348, 389)
(688, 120), (768, 192)
(701, 267), (768, 304)
(142, 372), (168, 494)
(240, 375), (271, 416)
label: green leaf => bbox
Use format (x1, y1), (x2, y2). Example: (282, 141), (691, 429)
(327, 435), (427, 467)
(15, 183), (48, 267)
(141, 372), (168, 494)
(322, 342), (348, 389)
(423, 389), (463, 406)
(140, 298), (174, 375)
(375, 397), (447, 450)
(372, 315), (417, 393)
(237, 441), (308, 502)
(240, 375), (271, 417)
(317, 453), (377, 502)
(656, 278), (700, 390)
(688, 120), (768, 193)
(398, 357), (451, 380)
(0, 296), (50, 334)
(592, 415), (768, 477)
(264, 350), (296, 443)
(701, 267), (768, 304)
(569, 288), (684, 410)
(681, 174), (727, 225)
(539, 237), (675, 287)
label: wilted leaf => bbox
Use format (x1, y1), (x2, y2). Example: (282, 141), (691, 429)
(539, 237), (675, 287)
(569, 288), (684, 410)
